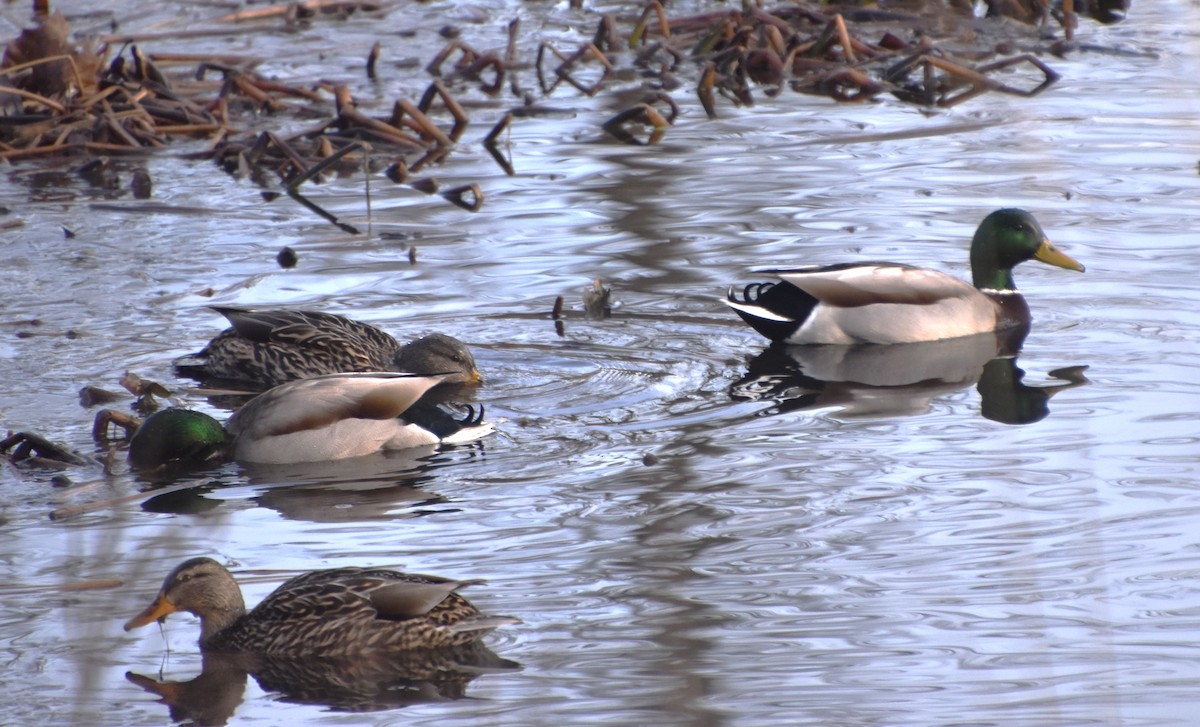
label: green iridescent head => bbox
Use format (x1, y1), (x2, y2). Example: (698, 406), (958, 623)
(128, 408), (231, 471)
(969, 208), (1084, 291)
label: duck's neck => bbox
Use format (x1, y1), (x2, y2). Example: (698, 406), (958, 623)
(970, 243), (1017, 292)
(973, 266), (1015, 292)
(970, 227), (1022, 292)
(196, 593), (247, 647)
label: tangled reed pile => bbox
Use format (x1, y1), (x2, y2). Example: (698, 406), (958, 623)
(0, 1), (1127, 192)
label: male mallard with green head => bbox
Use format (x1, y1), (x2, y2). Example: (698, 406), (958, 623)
(725, 208), (1084, 345)
(127, 372), (492, 468)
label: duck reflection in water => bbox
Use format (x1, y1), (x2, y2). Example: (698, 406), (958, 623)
(137, 452), (460, 522)
(126, 643), (519, 725)
(731, 326), (1088, 424)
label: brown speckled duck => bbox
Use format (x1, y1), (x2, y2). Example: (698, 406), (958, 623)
(176, 307), (482, 389)
(124, 557), (519, 655)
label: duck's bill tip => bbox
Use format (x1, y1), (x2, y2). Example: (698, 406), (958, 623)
(123, 593), (175, 632)
(1035, 238), (1085, 272)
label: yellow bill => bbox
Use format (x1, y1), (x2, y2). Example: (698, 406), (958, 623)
(1034, 237), (1085, 272)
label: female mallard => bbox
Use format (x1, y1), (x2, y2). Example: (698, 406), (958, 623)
(127, 372), (493, 467)
(124, 557), (519, 655)
(176, 307), (482, 389)
(725, 208), (1084, 345)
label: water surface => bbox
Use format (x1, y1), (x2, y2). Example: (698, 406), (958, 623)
(2, 2), (1199, 725)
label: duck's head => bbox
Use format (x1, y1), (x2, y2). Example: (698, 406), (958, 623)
(128, 408), (231, 471)
(970, 208), (1084, 291)
(124, 557), (246, 641)
(393, 333), (482, 385)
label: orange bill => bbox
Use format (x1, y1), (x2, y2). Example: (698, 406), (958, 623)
(123, 592), (177, 632)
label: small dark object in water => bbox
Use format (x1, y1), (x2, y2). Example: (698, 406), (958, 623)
(441, 184), (483, 212)
(0, 431), (90, 467)
(366, 41), (381, 79)
(483, 113), (514, 175)
(602, 103), (669, 145)
(416, 79), (468, 142)
(411, 178), (439, 194)
(276, 246), (298, 268)
(79, 385), (125, 407)
(1081, 0), (1129, 23)
(551, 42), (613, 97)
(77, 157), (118, 188)
(386, 160), (409, 183)
(744, 48), (785, 87)
(92, 408), (140, 443)
(130, 170), (152, 199)
(119, 372), (170, 415)
(582, 278), (611, 320)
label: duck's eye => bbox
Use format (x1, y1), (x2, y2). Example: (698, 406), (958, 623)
(1011, 222), (1028, 233)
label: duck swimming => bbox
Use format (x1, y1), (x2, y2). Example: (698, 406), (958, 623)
(176, 307), (482, 389)
(126, 372), (493, 468)
(725, 208), (1084, 345)
(124, 557), (519, 655)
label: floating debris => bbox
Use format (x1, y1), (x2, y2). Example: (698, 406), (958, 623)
(441, 183), (483, 212)
(130, 169), (152, 199)
(276, 246), (298, 268)
(582, 278), (612, 320)
(602, 102), (671, 145)
(118, 371), (170, 415)
(92, 408), (140, 443)
(0, 430), (90, 467)
(410, 177), (439, 195)
(78, 385), (125, 407)
(366, 41), (381, 80)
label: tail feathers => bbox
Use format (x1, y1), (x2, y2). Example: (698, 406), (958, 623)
(725, 282), (815, 343)
(724, 289), (795, 322)
(402, 402), (495, 445)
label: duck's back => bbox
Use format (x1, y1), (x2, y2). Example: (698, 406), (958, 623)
(188, 309), (400, 388)
(205, 568), (504, 655)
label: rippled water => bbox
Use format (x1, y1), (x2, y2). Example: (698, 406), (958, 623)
(2, 1), (1199, 725)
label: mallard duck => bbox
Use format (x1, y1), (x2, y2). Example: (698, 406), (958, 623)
(127, 372), (493, 467)
(124, 557), (520, 656)
(725, 208), (1084, 345)
(175, 307), (482, 389)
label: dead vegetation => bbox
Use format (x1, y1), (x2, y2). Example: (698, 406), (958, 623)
(0, 1), (1127, 192)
